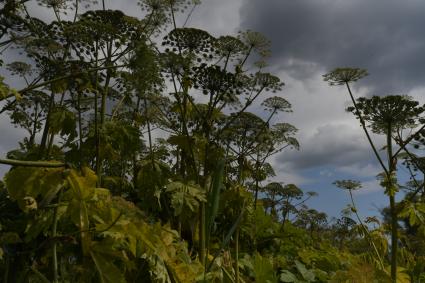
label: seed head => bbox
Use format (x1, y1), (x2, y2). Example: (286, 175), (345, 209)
(323, 68), (368, 86)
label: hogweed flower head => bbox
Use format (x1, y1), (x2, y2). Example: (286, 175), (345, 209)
(323, 68), (368, 86)
(333, 179), (362, 191)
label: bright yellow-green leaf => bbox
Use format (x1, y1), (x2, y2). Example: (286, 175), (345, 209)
(254, 252), (278, 283)
(5, 167), (64, 211)
(396, 267), (411, 283)
(66, 168), (96, 255)
(399, 202), (425, 226)
(0, 76), (19, 100)
(66, 168), (96, 201)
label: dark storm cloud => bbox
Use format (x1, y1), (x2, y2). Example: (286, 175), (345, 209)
(279, 124), (377, 170)
(239, 0), (425, 94)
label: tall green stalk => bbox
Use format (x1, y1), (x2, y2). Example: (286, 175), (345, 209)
(205, 160), (224, 267)
(235, 228), (240, 283)
(39, 92), (55, 158)
(387, 124), (397, 282)
(77, 91), (83, 168)
(324, 69), (402, 282)
(93, 41), (101, 186)
(97, 40), (113, 187)
(94, 87), (100, 185)
(52, 188), (63, 283)
(345, 82), (388, 175)
(234, 156), (245, 283)
(200, 203), (206, 267)
(0, 158), (65, 167)
(143, 96), (155, 167)
(347, 188), (385, 271)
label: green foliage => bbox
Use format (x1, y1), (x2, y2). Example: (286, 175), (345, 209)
(206, 160), (224, 244)
(377, 172), (399, 197)
(323, 65), (425, 282)
(399, 201), (425, 226)
(1, 165), (203, 282)
(5, 166), (64, 211)
(253, 252), (278, 283)
(166, 180), (206, 216)
(280, 270), (297, 282)
(0, 76), (20, 100)
(49, 105), (77, 139)
(136, 159), (170, 212)
(294, 260), (315, 282)
(3, 2), (423, 283)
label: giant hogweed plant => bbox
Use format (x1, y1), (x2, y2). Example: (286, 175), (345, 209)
(0, 0), (302, 282)
(0, 1), (402, 282)
(324, 68), (425, 282)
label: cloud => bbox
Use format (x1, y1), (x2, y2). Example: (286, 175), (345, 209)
(253, 70), (387, 191)
(110, 0), (244, 37)
(354, 179), (383, 195)
(0, 0), (399, 215)
(269, 155), (314, 185)
(336, 163), (382, 178)
(0, 121), (27, 154)
(239, 0), (425, 94)
(0, 114), (27, 177)
(319, 169), (334, 177)
(181, 0), (243, 36)
(279, 123), (379, 170)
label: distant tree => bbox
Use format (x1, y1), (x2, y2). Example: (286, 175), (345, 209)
(295, 207), (327, 239)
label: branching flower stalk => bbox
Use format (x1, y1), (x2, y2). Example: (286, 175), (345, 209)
(323, 68), (388, 175)
(325, 69), (425, 282)
(333, 180), (386, 271)
(344, 82), (389, 175)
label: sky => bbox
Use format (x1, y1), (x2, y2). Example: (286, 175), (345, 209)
(2, 0), (425, 219)
(178, 0), (425, 219)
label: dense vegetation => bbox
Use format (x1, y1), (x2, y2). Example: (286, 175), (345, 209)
(1, 1), (425, 282)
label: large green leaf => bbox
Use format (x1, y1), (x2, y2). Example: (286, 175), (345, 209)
(66, 168), (96, 255)
(399, 202), (425, 226)
(280, 270), (297, 282)
(49, 106), (77, 138)
(295, 260), (315, 282)
(166, 181), (206, 216)
(90, 251), (126, 283)
(253, 252), (278, 283)
(0, 76), (20, 100)
(24, 210), (55, 242)
(5, 167), (64, 211)
(137, 159), (170, 211)
(66, 167), (96, 201)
